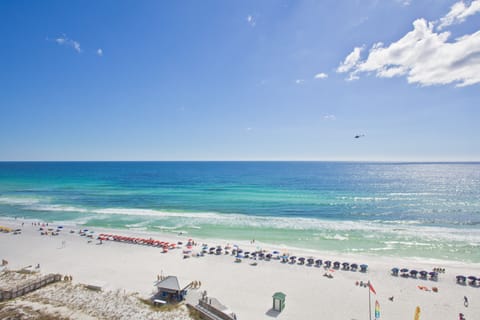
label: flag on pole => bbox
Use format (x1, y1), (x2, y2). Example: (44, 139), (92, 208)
(368, 281), (376, 295)
(375, 300), (380, 319)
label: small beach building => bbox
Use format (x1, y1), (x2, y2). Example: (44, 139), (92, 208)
(272, 292), (286, 312)
(154, 276), (188, 302)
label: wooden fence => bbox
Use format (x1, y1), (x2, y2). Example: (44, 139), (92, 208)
(0, 273), (62, 301)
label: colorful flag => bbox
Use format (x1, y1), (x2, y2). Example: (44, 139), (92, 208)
(368, 281), (376, 295)
(375, 300), (380, 319)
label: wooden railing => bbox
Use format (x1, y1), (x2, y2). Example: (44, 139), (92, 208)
(0, 273), (62, 301)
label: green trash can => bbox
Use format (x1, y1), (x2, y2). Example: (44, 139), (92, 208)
(272, 292), (286, 312)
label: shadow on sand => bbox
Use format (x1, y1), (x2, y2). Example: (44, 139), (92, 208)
(265, 308), (281, 318)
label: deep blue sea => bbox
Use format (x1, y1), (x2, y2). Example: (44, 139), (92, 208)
(0, 162), (479, 262)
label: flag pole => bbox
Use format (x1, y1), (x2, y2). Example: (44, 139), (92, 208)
(368, 280), (372, 320)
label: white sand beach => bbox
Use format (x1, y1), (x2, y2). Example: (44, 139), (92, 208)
(1, 218), (479, 320)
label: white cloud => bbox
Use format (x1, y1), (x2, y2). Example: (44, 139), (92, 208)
(245, 127), (253, 132)
(323, 114), (336, 120)
(337, 46), (363, 73)
(437, 0), (480, 30)
(314, 72), (328, 79)
(97, 48), (103, 56)
(295, 79), (305, 84)
(54, 35), (82, 53)
(247, 15), (256, 27)
(337, 7), (480, 87)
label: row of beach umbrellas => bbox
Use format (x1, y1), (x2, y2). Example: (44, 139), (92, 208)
(228, 247), (368, 272)
(456, 275), (480, 286)
(97, 233), (177, 250)
(391, 267), (438, 280)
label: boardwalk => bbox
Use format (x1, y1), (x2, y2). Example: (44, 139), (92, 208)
(0, 273), (62, 301)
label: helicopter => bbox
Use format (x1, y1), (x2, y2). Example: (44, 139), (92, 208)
(354, 134), (365, 139)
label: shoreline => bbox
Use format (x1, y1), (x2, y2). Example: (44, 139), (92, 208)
(2, 213), (478, 265)
(1, 217), (480, 319)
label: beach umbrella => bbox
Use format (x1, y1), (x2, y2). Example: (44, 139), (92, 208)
(360, 264), (368, 272)
(351, 263), (358, 269)
(419, 271), (428, 277)
(468, 276), (477, 281)
(400, 268), (409, 273)
(325, 260), (331, 267)
(410, 270), (418, 276)
(342, 262), (350, 268)
(272, 251), (280, 254)
(392, 267), (399, 272)
(315, 259), (322, 265)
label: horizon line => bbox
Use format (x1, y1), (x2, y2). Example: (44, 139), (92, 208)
(1, 160), (479, 163)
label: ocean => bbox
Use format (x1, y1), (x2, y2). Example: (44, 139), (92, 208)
(0, 161), (479, 262)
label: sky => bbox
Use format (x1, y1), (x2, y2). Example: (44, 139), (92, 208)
(0, 0), (479, 161)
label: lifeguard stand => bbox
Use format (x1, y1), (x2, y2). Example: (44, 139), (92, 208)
(272, 292), (286, 312)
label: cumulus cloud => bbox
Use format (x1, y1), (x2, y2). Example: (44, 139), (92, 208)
(337, 1), (480, 87)
(314, 72), (328, 79)
(437, 0), (480, 30)
(337, 47), (363, 73)
(96, 48), (103, 56)
(295, 79), (305, 84)
(54, 34), (81, 53)
(247, 15), (256, 27)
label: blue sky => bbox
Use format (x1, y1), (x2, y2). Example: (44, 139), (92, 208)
(0, 0), (479, 161)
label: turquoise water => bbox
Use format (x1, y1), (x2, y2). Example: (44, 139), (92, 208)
(0, 162), (479, 262)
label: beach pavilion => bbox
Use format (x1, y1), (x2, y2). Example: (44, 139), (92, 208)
(154, 276), (189, 302)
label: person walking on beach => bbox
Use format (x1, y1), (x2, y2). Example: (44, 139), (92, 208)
(464, 296), (469, 307)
